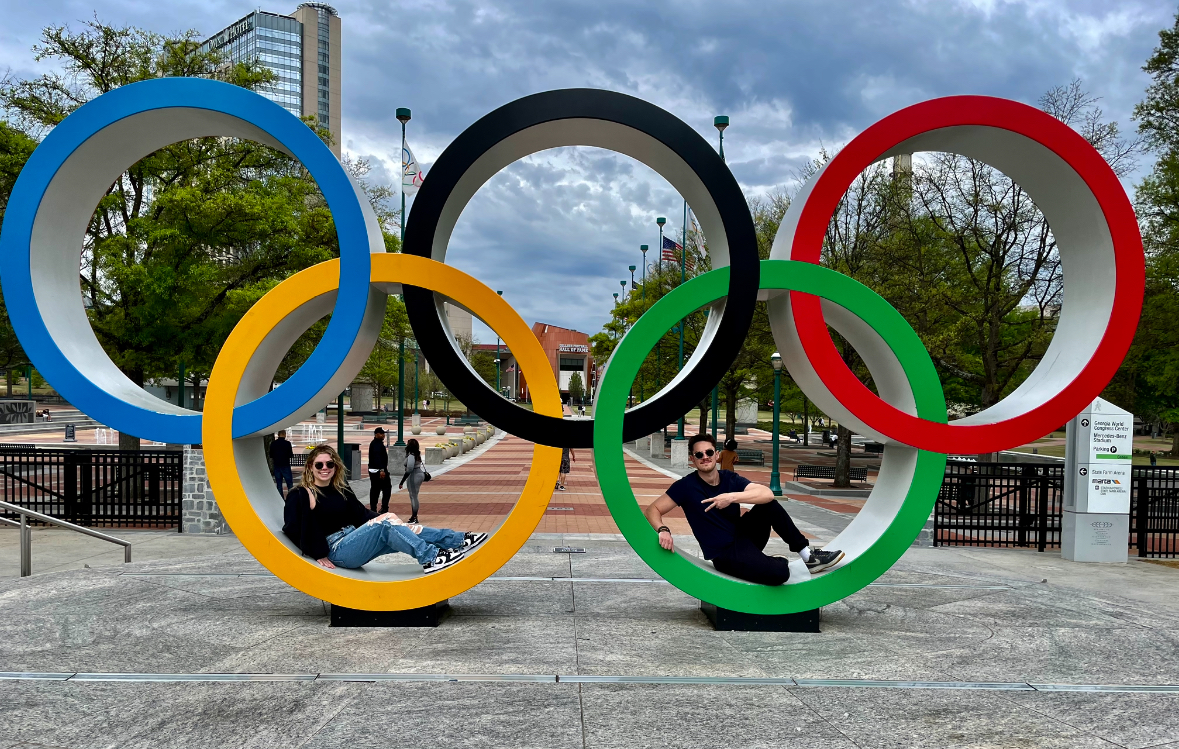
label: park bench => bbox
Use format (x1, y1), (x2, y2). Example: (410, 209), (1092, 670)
(793, 464), (868, 482)
(456, 415), (482, 426)
(734, 448), (765, 466)
(361, 415), (389, 424)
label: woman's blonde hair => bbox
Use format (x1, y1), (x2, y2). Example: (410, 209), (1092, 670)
(299, 444), (349, 496)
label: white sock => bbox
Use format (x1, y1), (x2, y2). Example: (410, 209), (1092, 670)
(799, 546), (812, 563)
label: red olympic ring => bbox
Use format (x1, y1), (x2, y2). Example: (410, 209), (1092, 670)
(786, 96), (1144, 454)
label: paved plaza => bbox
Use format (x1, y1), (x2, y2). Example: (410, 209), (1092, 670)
(3, 433), (1179, 748)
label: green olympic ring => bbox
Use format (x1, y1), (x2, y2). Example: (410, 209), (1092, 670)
(594, 259), (949, 614)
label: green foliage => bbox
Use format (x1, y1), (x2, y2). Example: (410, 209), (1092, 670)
(356, 296), (410, 409)
(567, 370), (584, 403)
(470, 349), (498, 387)
(0, 17), (400, 422)
(1113, 12), (1179, 451)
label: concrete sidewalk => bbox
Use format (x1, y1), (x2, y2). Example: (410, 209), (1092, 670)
(4, 516), (1179, 747)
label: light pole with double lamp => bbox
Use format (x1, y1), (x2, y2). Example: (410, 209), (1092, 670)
(710, 115), (728, 437)
(770, 351), (783, 496)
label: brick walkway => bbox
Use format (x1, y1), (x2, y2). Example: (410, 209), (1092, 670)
(377, 432), (706, 535)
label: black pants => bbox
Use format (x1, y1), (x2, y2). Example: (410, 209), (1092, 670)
(711, 502), (809, 586)
(369, 472), (392, 513)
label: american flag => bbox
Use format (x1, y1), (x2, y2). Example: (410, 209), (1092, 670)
(661, 235), (683, 264)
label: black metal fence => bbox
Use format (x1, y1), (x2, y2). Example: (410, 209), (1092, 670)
(0, 447), (182, 528)
(936, 462), (1179, 557)
(1132, 466), (1179, 558)
(935, 462), (1063, 551)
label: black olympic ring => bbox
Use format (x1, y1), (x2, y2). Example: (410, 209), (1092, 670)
(402, 89), (759, 447)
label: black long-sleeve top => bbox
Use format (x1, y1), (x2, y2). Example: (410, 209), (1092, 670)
(282, 484), (375, 560)
(368, 438), (388, 472)
(270, 437), (293, 466)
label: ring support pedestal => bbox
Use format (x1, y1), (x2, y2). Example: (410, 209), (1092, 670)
(700, 601), (820, 632)
(331, 601), (451, 627)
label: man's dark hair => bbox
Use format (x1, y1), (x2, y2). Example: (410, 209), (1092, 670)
(688, 433), (716, 453)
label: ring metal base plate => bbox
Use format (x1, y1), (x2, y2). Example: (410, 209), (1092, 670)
(330, 601), (451, 628)
(700, 601), (821, 633)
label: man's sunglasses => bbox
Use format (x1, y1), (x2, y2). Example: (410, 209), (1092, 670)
(313, 461), (336, 470)
(693, 449), (716, 459)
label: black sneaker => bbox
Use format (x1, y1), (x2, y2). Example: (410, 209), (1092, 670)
(805, 548), (845, 574)
(422, 547), (465, 574)
(557, 484), (566, 491)
(462, 532), (489, 552)
(407, 515), (418, 524)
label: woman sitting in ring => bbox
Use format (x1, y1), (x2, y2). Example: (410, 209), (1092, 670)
(282, 444), (487, 573)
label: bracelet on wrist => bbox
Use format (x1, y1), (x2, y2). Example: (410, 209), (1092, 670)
(657, 526), (671, 534)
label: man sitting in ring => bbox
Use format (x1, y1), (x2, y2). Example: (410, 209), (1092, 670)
(644, 434), (843, 585)
(282, 444), (487, 574)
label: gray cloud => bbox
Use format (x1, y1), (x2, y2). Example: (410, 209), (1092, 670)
(2, 0), (1172, 341)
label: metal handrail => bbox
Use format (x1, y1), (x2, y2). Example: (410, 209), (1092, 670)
(0, 499), (132, 577)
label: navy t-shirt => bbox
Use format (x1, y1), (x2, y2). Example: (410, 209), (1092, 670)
(665, 469), (751, 559)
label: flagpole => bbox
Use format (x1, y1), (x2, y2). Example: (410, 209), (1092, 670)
(395, 107), (412, 448)
(676, 200), (687, 441)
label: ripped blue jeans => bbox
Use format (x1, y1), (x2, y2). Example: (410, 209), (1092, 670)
(326, 520), (464, 568)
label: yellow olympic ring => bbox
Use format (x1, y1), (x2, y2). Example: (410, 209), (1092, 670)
(203, 254), (562, 610)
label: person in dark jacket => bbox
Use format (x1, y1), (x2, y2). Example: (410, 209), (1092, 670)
(270, 430), (294, 495)
(368, 427), (392, 513)
(644, 433), (843, 585)
(281, 444), (486, 572)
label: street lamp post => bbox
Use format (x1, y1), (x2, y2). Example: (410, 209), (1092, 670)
(396, 337), (406, 446)
(640, 245), (647, 403)
(770, 352), (783, 496)
(656, 217), (666, 435)
(657, 216), (666, 273)
(413, 346), (420, 415)
(710, 115), (728, 438)
(629, 265), (636, 290)
(395, 106), (412, 448)
(495, 290), (503, 398)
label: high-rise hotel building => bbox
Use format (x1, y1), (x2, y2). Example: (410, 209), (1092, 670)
(201, 4), (342, 157)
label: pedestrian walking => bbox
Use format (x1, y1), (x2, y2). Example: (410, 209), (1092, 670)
(399, 438), (425, 524)
(557, 447), (575, 491)
(368, 427), (391, 514)
(270, 429), (294, 495)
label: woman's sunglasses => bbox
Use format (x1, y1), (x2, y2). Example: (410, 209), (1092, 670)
(313, 461), (336, 470)
(693, 449), (716, 459)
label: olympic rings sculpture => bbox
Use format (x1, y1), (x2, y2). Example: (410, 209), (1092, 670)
(0, 78), (1143, 614)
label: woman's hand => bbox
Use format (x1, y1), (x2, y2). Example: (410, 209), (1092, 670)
(316, 557), (336, 569)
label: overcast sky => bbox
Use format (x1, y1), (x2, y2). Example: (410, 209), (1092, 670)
(2, 0), (1173, 342)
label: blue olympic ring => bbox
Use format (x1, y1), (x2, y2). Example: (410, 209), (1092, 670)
(0, 78), (382, 444)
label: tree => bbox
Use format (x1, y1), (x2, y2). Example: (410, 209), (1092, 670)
(1114, 13), (1179, 453)
(356, 296), (410, 411)
(0, 18), (398, 448)
(568, 370), (584, 406)
(0, 121), (38, 390)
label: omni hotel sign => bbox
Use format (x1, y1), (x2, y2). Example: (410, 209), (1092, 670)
(558, 344), (589, 354)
